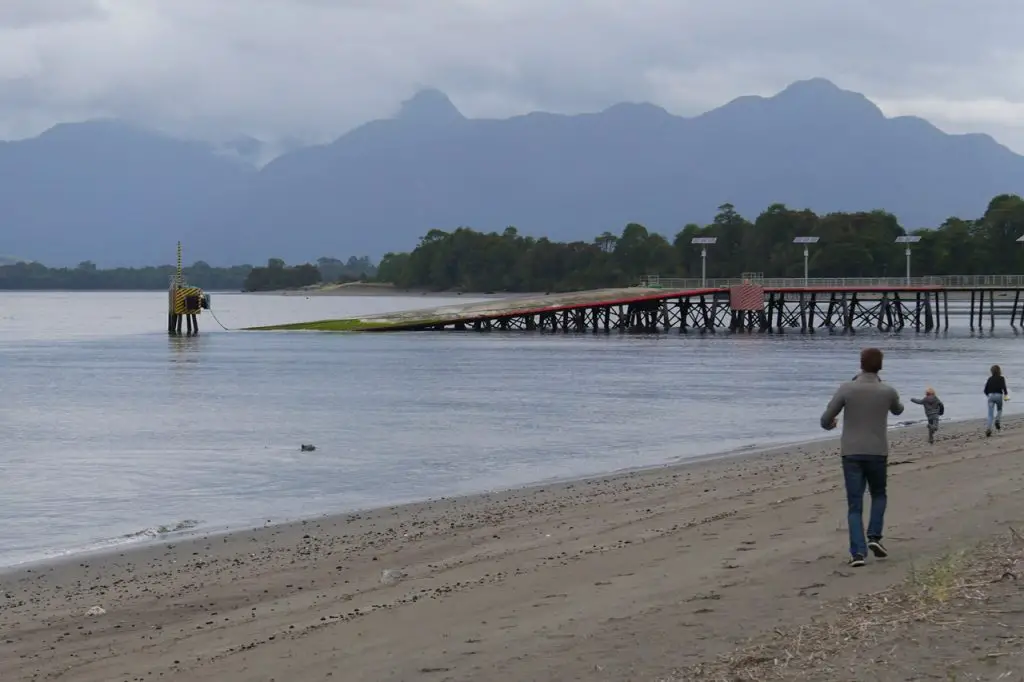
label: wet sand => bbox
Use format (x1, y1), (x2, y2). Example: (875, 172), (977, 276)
(3, 417), (1024, 681)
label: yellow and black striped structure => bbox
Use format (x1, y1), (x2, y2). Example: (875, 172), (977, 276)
(171, 286), (204, 315)
(167, 241), (207, 335)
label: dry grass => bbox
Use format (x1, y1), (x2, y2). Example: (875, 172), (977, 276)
(668, 529), (1024, 681)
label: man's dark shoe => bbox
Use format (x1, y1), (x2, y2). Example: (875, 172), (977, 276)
(987, 428), (992, 437)
(868, 540), (888, 558)
(849, 554), (866, 567)
(996, 419), (1002, 431)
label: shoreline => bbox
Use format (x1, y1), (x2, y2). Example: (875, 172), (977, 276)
(0, 423), (896, 575)
(4, 416), (1021, 680)
(250, 282), (537, 297)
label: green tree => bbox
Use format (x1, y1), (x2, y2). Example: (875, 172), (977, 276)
(243, 261), (321, 291)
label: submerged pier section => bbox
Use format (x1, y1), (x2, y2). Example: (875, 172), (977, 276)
(253, 276), (1024, 334)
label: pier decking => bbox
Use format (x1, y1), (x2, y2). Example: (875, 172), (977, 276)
(252, 276), (1024, 334)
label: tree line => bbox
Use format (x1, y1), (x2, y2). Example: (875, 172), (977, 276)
(0, 256), (376, 291)
(0, 260), (254, 290)
(4, 193), (1023, 292)
(242, 256), (376, 291)
(376, 194), (1024, 292)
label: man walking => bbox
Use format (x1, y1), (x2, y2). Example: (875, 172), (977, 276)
(820, 348), (904, 567)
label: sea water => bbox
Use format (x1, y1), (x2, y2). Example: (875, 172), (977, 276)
(0, 291), (1020, 567)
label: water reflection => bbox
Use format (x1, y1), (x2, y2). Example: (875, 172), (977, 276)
(168, 334), (202, 366)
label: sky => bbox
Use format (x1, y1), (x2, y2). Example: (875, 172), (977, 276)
(2, 0), (1024, 153)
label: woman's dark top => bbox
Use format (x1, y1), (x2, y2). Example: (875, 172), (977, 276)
(984, 375), (1008, 395)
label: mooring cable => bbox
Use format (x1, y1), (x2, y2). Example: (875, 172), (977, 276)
(207, 307), (234, 331)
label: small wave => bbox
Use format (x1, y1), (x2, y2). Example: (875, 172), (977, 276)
(122, 519), (201, 540)
(0, 519), (205, 570)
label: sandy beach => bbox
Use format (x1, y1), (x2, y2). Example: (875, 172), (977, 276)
(3, 417), (1024, 681)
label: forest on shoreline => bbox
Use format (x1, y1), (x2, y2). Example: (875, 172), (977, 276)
(375, 194), (1024, 292)
(2, 193), (1022, 292)
(0, 256), (375, 291)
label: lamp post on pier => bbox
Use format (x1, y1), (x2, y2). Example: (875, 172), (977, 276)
(792, 236), (819, 288)
(691, 237), (717, 288)
(1016, 236), (1024, 282)
(895, 235), (922, 285)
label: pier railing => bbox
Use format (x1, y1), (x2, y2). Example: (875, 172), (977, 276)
(639, 275), (1024, 290)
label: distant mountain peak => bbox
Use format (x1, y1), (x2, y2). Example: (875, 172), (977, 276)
(395, 88), (464, 124)
(778, 77), (843, 95)
(40, 118), (142, 138)
(600, 102), (671, 118)
(706, 77), (885, 124)
(770, 77), (883, 118)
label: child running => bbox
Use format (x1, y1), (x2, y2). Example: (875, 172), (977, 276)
(911, 387), (945, 444)
(984, 365), (1010, 437)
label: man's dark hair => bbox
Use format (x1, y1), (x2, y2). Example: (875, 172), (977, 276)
(860, 347), (884, 374)
(992, 364), (1002, 377)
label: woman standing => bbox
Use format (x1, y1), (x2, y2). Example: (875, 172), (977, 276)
(984, 365), (1009, 437)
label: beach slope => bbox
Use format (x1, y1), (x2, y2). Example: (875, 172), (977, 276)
(2, 419), (1023, 681)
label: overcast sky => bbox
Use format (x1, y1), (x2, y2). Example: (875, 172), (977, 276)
(2, 0), (1023, 152)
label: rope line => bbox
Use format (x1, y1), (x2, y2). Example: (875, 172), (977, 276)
(207, 308), (234, 331)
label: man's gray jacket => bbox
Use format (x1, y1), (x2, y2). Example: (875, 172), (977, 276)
(820, 373), (904, 457)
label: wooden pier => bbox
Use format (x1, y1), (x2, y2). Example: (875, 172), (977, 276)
(253, 275), (1024, 334)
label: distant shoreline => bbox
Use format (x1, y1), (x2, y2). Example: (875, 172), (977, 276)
(251, 281), (537, 298)
(0, 284), (529, 298)
(0, 285), (1011, 303)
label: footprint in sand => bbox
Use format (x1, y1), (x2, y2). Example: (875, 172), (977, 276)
(797, 582), (826, 597)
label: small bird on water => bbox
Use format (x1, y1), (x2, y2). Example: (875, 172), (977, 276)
(300, 444), (316, 452)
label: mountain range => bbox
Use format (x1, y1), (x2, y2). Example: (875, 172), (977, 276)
(2, 78), (1023, 267)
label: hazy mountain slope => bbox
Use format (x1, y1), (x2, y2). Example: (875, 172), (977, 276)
(3, 80), (1024, 266)
(0, 120), (250, 266)
(202, 79), (1024, 264)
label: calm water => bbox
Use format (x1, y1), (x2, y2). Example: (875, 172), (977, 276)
(1, 291), (1022, 568)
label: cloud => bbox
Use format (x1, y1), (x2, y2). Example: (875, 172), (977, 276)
(0, 0), (1023, 152)
(0, 0), (105, 29)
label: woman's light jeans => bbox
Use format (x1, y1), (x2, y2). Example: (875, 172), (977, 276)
(987, 393), (1004, 430)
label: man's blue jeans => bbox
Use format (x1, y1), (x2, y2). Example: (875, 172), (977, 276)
(842, 455), (887, 558)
